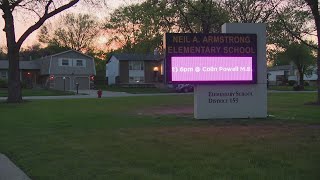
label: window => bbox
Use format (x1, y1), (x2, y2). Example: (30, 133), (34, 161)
(76, 60), (83, 67)
(129, 61), (144, 70)
(74, 59), (86, 67)
(62, 59), (69, 66)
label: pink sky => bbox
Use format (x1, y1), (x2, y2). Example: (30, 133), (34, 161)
(0, 0), (317, 50)
(0, 0), (141, 48)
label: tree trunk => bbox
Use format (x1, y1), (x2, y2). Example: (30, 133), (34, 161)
(3, 4), (22, 103)
(299, 70), (304, 88)
(317, 43), (320, 103)
(7, 47), (22, 103)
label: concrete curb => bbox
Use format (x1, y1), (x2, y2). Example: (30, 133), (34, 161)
(0, 154), (31, 180)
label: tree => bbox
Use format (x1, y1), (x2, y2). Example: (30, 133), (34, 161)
(0, 0), (82, 103)
(278, 42), (315, 88)
(270, 0), (315, 48)
(105, 0), (229, 53)
(223, 0), (277, 23)
(39, 13), (100, 52)
(0, 47), (7, 59)
(304, 0), (320, 103)
(20, 44), (70, 61)
(172, 0), (229, 33)
(269, 0), (319, 102)
(105, 0), (177, 53)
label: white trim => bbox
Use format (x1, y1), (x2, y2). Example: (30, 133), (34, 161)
(51, 50), (94, 59)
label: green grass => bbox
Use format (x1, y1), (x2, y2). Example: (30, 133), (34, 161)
(0, 88), (75, 97)
(96, 85), (175, 94)
(0, 93), (320, 179)
(268, 85), (317, 91)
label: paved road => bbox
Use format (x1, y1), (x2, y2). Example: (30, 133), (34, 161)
(0, 90), (317, 101)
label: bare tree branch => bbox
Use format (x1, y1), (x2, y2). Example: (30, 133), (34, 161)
(17, 0), (80, 48)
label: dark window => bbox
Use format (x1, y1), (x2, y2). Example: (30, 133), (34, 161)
(76, 60), (83, 67)
(62, 59), (69, 66)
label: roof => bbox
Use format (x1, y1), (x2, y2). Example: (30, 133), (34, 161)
(267, 65), (293, 71)
(0, 60), (40, 70)
(111, 53), (163, 61)
(46, 49), (94, 59)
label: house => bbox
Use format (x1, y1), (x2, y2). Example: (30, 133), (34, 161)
(267, 64), (318, 86)
(0, 50), (96, 90)
(0, 60), (41, 88)
(106, 53), (164, 85)
(267, 65), (293, 85)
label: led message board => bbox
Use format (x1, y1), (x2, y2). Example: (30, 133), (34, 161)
(165, 33), (257, 84)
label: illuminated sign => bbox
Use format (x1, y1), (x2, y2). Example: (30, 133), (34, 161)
(165, 33), (257, 84)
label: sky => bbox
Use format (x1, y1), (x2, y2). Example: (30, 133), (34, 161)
(0, 0), (141, 49)
(0, 0), (317, 51)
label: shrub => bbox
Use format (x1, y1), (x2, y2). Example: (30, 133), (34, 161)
(0, 79), (8, 88)
(21, 81), (27, 89)
(293, 85), (304, 91)
(288, 80), (296, 86)
(304, 81), (310, 86)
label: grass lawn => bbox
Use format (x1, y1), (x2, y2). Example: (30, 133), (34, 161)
(96, 85), (176, 94)
(0, 93), (320, 179)
(268, 85), (317, 91)
(0, 88), (75, 97)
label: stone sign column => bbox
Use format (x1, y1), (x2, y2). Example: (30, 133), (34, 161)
(194, 23), (267, 119)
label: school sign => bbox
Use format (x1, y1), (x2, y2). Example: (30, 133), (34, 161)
(165, 23), (267, 119)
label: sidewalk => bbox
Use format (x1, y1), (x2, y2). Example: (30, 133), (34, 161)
(0, 90), (191, 100)
(0, 154), (31, 180)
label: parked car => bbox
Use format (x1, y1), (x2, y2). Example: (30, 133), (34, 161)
(175, 84), (194, 93)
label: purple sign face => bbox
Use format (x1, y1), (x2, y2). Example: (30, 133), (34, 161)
(165, 33), (257, 84)
(171, 57), (253, 82)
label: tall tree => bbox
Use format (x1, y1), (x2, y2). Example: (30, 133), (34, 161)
(223, 0), (279, 23)
(173, 0), (229, 33)
(304, 0), (320, 103)
(39, 13), (100, 52)
(271, 0), (315, 48)
(0, 0), (81, 103)
(277, 42), (315, 87)
(105, 0), (229, 53)
(20, 44), (70, 60)
(105, 0), (177, 53)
